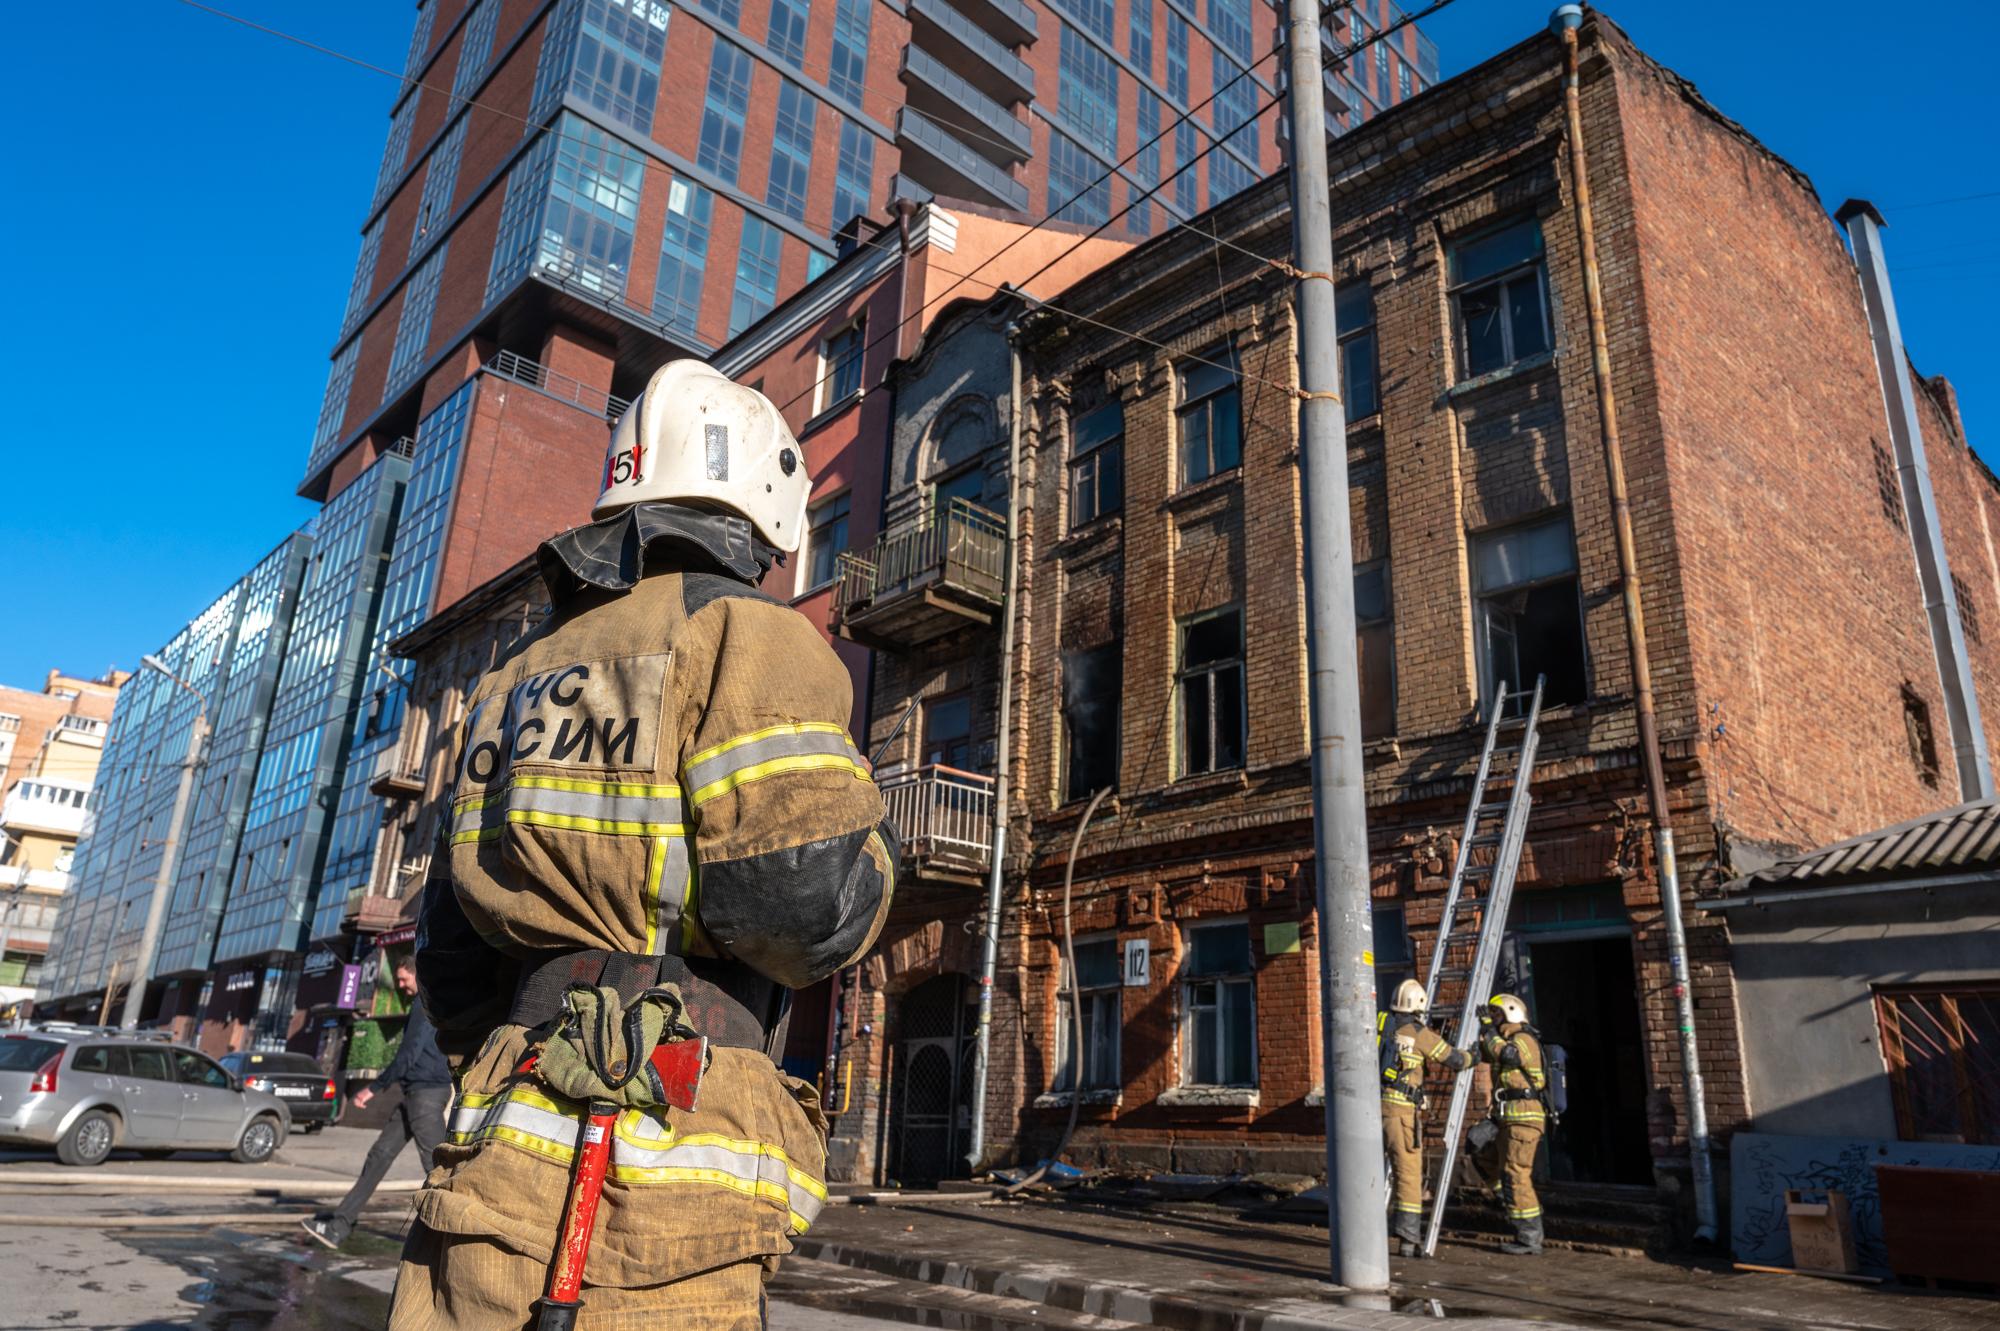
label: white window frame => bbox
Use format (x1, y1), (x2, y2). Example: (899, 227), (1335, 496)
(801, 489), (853, 594)
(815, 318), (866, 415)
(1054, 933), (1121, 1092)
(1179, 917), (1257, 1088)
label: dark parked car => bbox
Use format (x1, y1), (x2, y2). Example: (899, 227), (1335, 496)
(219, 1051), (342, 1131)
(0, 1025), (290, 1166)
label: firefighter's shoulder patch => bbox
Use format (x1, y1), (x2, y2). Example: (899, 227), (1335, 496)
(681, 571), (780, 617)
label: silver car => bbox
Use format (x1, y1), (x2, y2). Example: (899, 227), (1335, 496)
(0, 1024), (292, 1167)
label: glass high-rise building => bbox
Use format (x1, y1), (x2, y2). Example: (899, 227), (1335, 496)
(302, 0), (1436, 504)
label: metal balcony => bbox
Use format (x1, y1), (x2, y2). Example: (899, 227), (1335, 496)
(900, 47), (1031, 166)
(895, 109), (1029, 213)
(879, 766), (993, 881)
(830, 499), (1007, 648)
(950, 0), (1036, 49)
(907, 0), (1034, 105)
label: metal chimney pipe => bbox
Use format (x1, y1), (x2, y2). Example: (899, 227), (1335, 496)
(1837, 199), (1994, 801)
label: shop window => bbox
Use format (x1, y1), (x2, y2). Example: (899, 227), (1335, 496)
(1063, 641), (1121, 801)
(1470, 515), (1586, 709)
(1355, 560), (1394, 738)
(1876, 985), (2000, 1144)
(1055, 937), (1121, 1091)
(1178, 607), (1244, 776)
(1181, 920), (1255, 1086)
(1450, 217), (1551, 379)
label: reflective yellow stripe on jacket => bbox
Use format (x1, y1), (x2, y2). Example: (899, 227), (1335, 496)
(448, 1084), (828, 1233)
(685, 723), (869, 807)
(450, 776), (693, 955)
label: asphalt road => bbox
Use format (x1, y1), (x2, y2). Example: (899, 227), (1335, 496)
(0, 1130), (1083, 1329)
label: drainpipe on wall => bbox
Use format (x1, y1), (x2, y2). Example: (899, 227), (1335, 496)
(1837, 199), (1995, 803)
(1552, 5), (1719, 1243)
(964, 323), (1026, 1172)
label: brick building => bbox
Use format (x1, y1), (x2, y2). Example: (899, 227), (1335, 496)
(828, 10), (2000, 1217)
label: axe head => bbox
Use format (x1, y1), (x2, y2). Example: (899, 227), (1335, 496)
(647, 1037), (708, 1112)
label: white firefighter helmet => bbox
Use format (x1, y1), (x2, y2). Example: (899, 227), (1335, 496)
(1390, 979), (1429, 1015)
(594, 361), (810, 553)
(1488, 992), (1530, 1026)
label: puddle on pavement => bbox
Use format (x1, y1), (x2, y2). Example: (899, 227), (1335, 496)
(774, 1285), (1088, 1331)
(125, 1226), (392, 1330)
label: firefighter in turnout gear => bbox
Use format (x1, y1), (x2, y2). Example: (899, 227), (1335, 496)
(391, 361), (898, 1329)
(1381, 979), (1467, 1256)
(1478, 992), (1548, 1256)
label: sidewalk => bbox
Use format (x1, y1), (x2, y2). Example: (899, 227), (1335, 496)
(796, 1195), (1997, 1331)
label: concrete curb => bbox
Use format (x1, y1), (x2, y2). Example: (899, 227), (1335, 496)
(791, 1235), (1580, 1331)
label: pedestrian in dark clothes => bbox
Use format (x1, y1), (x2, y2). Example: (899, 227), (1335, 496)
(301, 958), (449, 1249)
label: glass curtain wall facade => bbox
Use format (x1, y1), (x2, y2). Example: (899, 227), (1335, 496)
(213, 457), (407, 988)
(39, 536), (313, 1006)
(311, 383), (474, 943)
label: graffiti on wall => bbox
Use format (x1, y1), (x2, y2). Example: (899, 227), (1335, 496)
(1731, 1132), (2000, 1273)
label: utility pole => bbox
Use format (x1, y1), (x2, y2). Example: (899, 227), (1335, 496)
(120, 654), (208, 1030)
(1285, 0), (1388, 1291)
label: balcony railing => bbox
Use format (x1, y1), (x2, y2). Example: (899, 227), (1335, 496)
(830, 498), (1006, 648)
(895, 108), (1030, 212)
(901, 46), (1031, 165)
(485, 349), (633, 422)
(908, 0), (1034, 104)
(880, 766), (994, 878)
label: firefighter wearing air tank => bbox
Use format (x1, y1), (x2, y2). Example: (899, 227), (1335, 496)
(391, 362), (898, 1329)
(1380, 979), (1467, 1256)
(1480, 992), (1548, 1256)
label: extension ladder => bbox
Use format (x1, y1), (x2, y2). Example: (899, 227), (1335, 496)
(1419, 676), (1544, 1257)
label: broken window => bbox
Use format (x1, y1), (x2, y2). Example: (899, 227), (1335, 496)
(922, 692), (975, 771)
(1055, 936), (1121, 1091)
(1176, 348), (1242, 485)
(1181, 920), (1255, 1086)
(1955, 573), (1981, 644)
(1902, 684), (1940, 787)
(1178, 607), (1245, 776)
(1876, 985), (2000, 1145)
(1872, 439), (1905, 530)
(1337, 281), (1378, 422)
(1069, 400), (1124, 528)
(1356, 560), (1394, 739)
(1063, 641), (1121, 801)
(1450, 217), (1551, 379)
(1471, 515), (1586, 709)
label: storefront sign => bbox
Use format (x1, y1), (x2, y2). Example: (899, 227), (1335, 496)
(376, 924), (418, 947)
(223, 970), (257, 993)
(302, 947), (341, 977)
(336, 964), (363, 1010)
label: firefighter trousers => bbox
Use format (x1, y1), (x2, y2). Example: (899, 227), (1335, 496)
(1382, 1100), (1424, 1217)
(388, 1221), (770, 1330)
(1498, 1120), (1543, 1226)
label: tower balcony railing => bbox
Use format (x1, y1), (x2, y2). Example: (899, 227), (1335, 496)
(829, 498), (1006, 648)
(484, 349), (634, 422)
(895, 109), (1030, 212)
(878, 765), (993, 880)
(908, 0), (1034, 105)
(0, 782), (90, 839)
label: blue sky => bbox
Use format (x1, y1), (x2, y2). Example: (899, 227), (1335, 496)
(1, 1), (1994, 691)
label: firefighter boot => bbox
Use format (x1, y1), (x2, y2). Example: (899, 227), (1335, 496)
(1501, 1217), (1544, 1256)
(1392, 1211), (1425, 1259)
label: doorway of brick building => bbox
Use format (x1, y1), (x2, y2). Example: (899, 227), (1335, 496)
(1500, 885), (1652, 1186)
(891, 972), (975, 1186)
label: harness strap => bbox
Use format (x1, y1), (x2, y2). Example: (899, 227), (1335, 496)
(511, 949), (791, 1058)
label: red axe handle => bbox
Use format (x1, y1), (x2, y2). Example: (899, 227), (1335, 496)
(536, 1099), (619, 1331)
